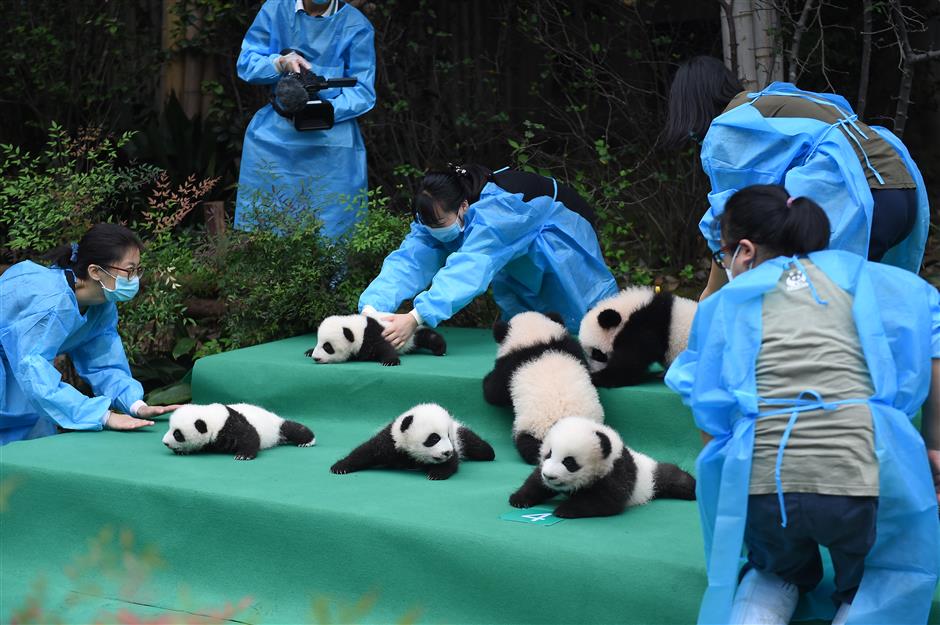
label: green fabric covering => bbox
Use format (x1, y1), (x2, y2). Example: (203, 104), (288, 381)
(1, 328), (937, 624)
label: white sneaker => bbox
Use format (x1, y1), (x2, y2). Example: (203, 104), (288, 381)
(831, 602), (851, 625)
(729, 568), (800, 625)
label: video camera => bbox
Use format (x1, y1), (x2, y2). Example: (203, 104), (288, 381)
(272, 68), (358, 131)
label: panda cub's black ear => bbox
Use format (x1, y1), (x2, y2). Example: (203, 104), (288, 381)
(400, 415), (413, 432)
(545, 311), (565, 327)
(493, 320), (509, 344)
(595, 431), (612, 458)
(343, 327), (355, 342)
(195, 419), (208, 434)
(597, 309), (622, 330)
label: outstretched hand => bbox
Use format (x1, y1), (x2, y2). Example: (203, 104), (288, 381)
(137, 404), (182, 419)
(106, 411), (155, 431)
(382, 314), (418, 350)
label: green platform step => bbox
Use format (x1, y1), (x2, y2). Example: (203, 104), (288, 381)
(1, 328), (937, 624)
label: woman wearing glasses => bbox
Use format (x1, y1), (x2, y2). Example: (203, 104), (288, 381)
(666, 185), (939, 625)
(0, 223), (180, 444)
(358, 164), (619, 348)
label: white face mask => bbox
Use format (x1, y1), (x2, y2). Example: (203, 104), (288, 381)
(724, 244), (742, 282)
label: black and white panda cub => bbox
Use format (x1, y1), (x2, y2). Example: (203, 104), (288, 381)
(509, 416), (696, 518)
(330, 403), (495, 480)
(482, 311), (604, 465)
(305, 307), (446, 366)
(162, 403), (315, 460)
(579, 287), (697, 387)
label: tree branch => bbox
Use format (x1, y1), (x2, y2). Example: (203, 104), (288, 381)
(717, 0), (739, 80)
(788, 0), (816, 84)
(857, 0), (872, 117)
(910, 49), (940, 64)
(890, 0), (915, 137)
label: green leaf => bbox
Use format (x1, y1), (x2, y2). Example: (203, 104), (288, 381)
(144, 381), (192, 406)
(171, 336), (197, 359)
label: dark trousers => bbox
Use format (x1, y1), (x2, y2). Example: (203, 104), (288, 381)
(744, 493), (878, 605)
(869, 188), (918, 262)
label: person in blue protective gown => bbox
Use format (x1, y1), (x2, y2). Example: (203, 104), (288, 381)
(662, 56), (929, 300)
(0, 224), (181, 445)
(234, 0), (376, 239)
(358, 164), (620, 347)
(665, 185), (940, 625)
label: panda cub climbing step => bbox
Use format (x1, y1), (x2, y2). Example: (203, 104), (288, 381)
(579, 286), (697, 387)
(483, 311), (604, 464)
(162, 403), (315, 460)
(330, 403), (495, 480)
(509, 416), (696, 518)
(305, 306), (446, 366)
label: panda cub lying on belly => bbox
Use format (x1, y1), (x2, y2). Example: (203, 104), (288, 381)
(330, 403), (495, 480)
(579, 286), (697, 387)
(509, 416), (696, 518)
(306, 307), (446, 366)
(162, 403), (315, 460)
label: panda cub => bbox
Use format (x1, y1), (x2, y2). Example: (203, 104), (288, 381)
(330, 403), (495, 480)
(162, 403), (315, 460)
(305, 306), (446, 366)
(579, 287), (697, 387)
(509, 416), (696, 518)
(482, 311), (604, 465)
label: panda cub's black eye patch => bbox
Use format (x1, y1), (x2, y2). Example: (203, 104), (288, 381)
(562, 456), (581, 472)
(323, 342), (334, 355)
(423, 433), (441, 447)
(591, 349), (608, 362)
(173, 429), (185, 442)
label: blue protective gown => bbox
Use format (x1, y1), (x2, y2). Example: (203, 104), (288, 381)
(234, 0), (376, 239)
(665, 250), (940, 624)
(358, 181), (619, 332)
(699, 83), (929, 273)
(0, 262), (144, 445)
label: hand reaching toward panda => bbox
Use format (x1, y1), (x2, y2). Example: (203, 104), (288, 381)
(382, 313), (418, 351)
(105, 411), (155, 430)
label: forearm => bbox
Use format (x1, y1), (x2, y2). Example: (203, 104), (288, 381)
(700, 260), (728, 302)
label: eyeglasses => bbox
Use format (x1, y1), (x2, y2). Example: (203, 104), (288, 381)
(101, 264), (145, 278)
(711, 242), (739, 269)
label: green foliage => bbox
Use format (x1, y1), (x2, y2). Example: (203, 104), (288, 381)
(0, 124), (159, 258)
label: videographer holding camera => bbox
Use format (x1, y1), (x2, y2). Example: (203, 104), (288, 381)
(234, 0), (376, 239)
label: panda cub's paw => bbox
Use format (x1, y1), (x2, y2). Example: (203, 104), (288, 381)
(234, 453), (257, 461)
(303, 347), (315, 358)
(382, 358), (401, 366)
(330, 461), (353, 474)
(297, 441), (315, 447)
(509, 491), (538, 508)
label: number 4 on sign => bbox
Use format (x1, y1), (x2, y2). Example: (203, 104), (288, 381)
(499, 507), (564, 526)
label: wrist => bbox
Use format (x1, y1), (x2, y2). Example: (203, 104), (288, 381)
(130, 400), (147, 417)
(102, 410), (112, 428)
(409, 308), (423, 325)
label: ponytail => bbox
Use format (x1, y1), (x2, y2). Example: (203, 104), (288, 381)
(722, 185), (830, 256)
(414, 163), (493, 226)
(42, 223), (144, 279)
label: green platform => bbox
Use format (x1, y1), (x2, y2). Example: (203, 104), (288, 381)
(1, 328), (937, 624)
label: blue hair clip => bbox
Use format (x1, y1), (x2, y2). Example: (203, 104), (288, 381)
(69, 242), (79, 263)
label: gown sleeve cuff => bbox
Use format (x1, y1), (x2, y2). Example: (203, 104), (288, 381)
(130, 400), (147, 417)
(410, 308), (424, 325)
